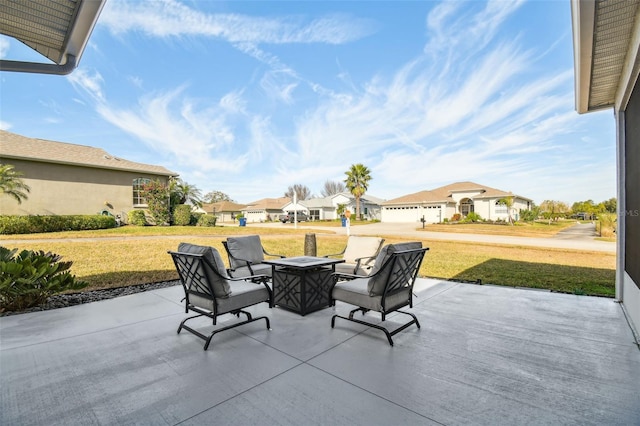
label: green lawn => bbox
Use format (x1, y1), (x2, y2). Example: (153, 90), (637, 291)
(2, 223), (616, 297)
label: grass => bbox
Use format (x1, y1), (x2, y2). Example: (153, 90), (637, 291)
(2, 223), (616, 298)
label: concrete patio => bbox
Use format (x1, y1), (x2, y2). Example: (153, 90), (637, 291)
(1, 278), (639, 425)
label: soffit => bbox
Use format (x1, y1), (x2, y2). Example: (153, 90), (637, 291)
(0, 0), (105, 67)
(573, 0), (640, 113)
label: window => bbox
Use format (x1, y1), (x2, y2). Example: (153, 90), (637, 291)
(495, 201), (507, 214)
(309, 209), (320, 220)
(133, 178), (151, 206)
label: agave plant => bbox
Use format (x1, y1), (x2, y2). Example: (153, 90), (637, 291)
(0, 247), (88, 312)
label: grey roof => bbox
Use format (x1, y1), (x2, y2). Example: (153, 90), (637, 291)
(0, 130), (177, 177)
(572, 0), (640, 113)
(0, 0), (106, 74)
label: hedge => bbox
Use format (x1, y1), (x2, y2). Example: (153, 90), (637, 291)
(0, 215), (117, 235)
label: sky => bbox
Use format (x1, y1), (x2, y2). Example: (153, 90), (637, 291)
(0, 0), (617, 206)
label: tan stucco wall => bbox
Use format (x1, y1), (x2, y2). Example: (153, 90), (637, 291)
(0, 159), (170, 217)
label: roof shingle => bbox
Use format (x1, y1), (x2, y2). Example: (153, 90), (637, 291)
(0, 130), (177, 176)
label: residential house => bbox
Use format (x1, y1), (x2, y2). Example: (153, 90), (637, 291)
(198, 201), (247, 223)
(280, 192), (384, 221)
(381, 181), (531, 223)
(571, 0), (639, 338)
(0, 130), (177, 220)
(241, 197), (290, 222)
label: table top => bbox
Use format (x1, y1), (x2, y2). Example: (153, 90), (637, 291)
(263, 256), (344, 270)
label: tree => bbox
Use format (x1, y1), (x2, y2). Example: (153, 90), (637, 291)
(540, 200), (570, 220)
(344, 163), (372, 220)
(320, 180), (346, 197)
(170, 179), (202, 207)
(284, 184), (312, 200)
(602, 197), (617, 213)
(497, 196), (515, 225)
(0, 164), (31, 204)
(203, 190), (234, 203)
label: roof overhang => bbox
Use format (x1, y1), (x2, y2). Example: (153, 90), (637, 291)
(0, 0), (106, 75)
(571, 0), (640, 113)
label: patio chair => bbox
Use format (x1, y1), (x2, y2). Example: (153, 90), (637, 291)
(323, 235), (384, 276)
(169, 242), (272, 350)
(330, 242), (428, 346)
(222, 235), (285, 278)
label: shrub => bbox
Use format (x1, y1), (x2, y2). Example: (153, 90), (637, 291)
(190, 212), (204, 225)
(451, 213), (461, 222)
(0, 247), (88, 312)
(128, 210), (147, 226)
(464, 212), (482, 223)
(173, 204), (192, 226)
(142, 180), (170, 225)
(0, 215), (116, 235)
(197, 214), (217, 227)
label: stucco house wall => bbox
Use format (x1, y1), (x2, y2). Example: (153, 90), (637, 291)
(0, 130), (177, 219)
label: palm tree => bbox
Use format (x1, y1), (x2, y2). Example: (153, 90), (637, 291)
(0, 164), (31, 204)
(170, 179), (203, 208)
(344, 163), (372, 220)
(498, 196), (515, 225)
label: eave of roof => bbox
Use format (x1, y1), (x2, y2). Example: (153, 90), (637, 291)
(571, 0), (640, 113)
(0, 0), (106, 75)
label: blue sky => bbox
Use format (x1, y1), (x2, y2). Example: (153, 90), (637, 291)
(0, 0), (616, 206)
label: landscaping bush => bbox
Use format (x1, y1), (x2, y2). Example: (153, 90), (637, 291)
(451, 213), (461, 222)
(463, 212), (483, 223)
(190, 212), (204, 225)
(0, 247), (88, 312)
(173, 204), (192, 226)
(196, 214), (217, 227)
(142, 180), (170, 225)
(128, 210), (147, 226)
(0, 215), (116, 234)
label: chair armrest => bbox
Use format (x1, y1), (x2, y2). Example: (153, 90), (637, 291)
(262, 248), (286, 258)
(322, 247), (347, 258)
(333, 272), (362, 282)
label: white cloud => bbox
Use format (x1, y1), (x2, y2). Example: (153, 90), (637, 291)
(67, 69), (106, 103)
(93, 86), (253, 173)
(0, 120), (12, 130)
(101, 0), (375, 44)
(0, 37), (10, 58)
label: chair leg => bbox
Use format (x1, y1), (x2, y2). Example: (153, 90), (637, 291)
(178, 310), (271, 350)
(331, 309), (420, 346)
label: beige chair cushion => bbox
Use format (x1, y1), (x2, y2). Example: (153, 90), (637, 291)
(342, 236), (384, 265)
(178, 242), (232, 298)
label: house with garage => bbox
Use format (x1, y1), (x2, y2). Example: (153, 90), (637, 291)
(381, 181), (531, 224)
(197, 201), (247, 223)
(0, 130), (177, 220)
(280, 192), (384, 221)
(241, 197), (290, 222)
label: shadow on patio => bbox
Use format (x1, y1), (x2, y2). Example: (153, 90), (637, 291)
(1, 278), (639, 425)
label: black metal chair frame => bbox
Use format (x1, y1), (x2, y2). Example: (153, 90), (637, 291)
(222, 239), (285, 277)
(330, 248), (428, 346)
(169, 250), (273, 350)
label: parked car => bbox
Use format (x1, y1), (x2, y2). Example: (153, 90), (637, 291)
(279, 211), (309, 223)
